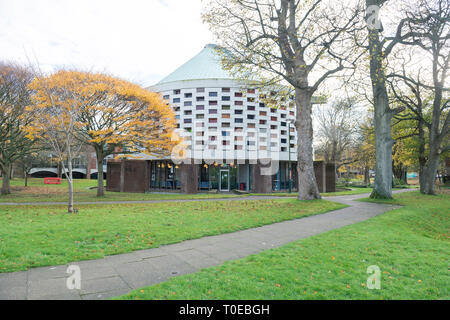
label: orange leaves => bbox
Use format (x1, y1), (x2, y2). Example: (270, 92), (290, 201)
(28, 70), (177, 156)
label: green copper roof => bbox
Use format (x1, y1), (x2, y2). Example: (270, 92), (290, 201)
(157, 44), (233, 84)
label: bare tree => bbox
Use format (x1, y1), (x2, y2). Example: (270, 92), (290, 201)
(387, 0), (450, 194)
(203, 0), (362, 200)
(314, 97), (361, 174)
(0, 62), (36, 195)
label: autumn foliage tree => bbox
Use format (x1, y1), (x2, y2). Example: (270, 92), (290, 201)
(29, 70), (177, 198)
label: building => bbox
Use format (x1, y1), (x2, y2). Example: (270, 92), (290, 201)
(107, 44), (335, 194)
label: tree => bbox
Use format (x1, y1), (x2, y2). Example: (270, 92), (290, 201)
(0, 62), (36, 195)
(361, 0), (425, 199)
(314, 97), (361, 174)
(388, 0), (449, 194)
(27, 71), (85, 213)
(58, 71), (177, 196)
(203, 0), (362, 200)
(354, 116), (376, 185)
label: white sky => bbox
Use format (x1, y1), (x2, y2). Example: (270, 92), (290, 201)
(0, 0), (214, 86)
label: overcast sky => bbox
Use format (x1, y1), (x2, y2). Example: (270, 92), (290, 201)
(0, 0), (214, 86)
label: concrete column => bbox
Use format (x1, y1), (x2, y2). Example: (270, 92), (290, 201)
(180, 161), (199, 194)
(251, 163), (272, 193)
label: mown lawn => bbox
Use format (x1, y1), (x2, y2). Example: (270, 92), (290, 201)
(0, 198), (345, 272)
(116, 191), (449, 300)
(0, 178), (250, 203)
(0, 178), (385, 203)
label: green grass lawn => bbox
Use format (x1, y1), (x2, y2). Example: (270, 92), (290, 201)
(0, 198), (345, 272)
(116, 191), (449, 300)
(0, 178), (381, 203)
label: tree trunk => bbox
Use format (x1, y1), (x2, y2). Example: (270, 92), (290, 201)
(96, 148), (105, 197)
(422, 146), (440, 195)
(366, 15), (393, 199)
(1, 163), (12, 195)
(67, 159), (74, 213)
(364, 166), (370, 185)
(295, 88), (321, 200)
(25, 173), (28, 187)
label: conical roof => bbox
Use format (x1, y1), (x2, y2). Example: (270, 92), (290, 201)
(157, 44), (232, 84)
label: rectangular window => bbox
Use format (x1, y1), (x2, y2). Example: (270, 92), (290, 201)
(260, 111), (267, 116)
(184, 93), (192, 98)
(173, 98), (180, 103)
(196, 105), (204, 110)
(222, 122), (230, 128)
(184, 110), (192, 115)
(247, 97), (255, 102)
(209, 109), (217, 114)
(222, 114), (231, 119)
(235, 109), (243, 114)
(235, 100), (243, 106)
(235, 118), (243, 123)
(222, 105), (230, 110)
(209, 101), (218, 106)
(222, 87), (230, 92)
(221, 96), (231, 101)
(196, 96), (205, 102)
(163, 95), (170, 100)
(271, 116), (277, 121)
(247, 123), (255, 128)
(235, 92), (243, 97)
(209, 92), (218, 97)
(197, 88), (205, 93)
(247, 115), (255, 120)
(184, 101), (192, 106)
(184, 119), (192, 124)
(196, 114), (204, 119)
(209, 118), (218, 123)
(247, 105), (255, 111)
(247, 88), (255, 94)
(173, 89), (181, 95)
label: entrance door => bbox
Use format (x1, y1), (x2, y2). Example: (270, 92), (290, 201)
(220, 169), (230, 192)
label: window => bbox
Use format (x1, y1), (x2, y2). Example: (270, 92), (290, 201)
(222, 114), (231, 119)
(260, 111), (267, 116)
(209, 101), (218, 106)
(247, 97), (255, 102)
(196, 105), (204, 110)
(163, 95), (170, 100)
(173, 98), (180, 103)
(248, 123), (256, 128)
(281, 122), (287, 127)
(209, 109), (217, 114)
(235, 109), (243, 114)
(271, 116), (277, 121)
(235, 118), (243, 123)
(209, 118), (217, 123)
(209, 92), (218, 97)
(235, 92), (243, 97)
(173, 89), (181, 95)
(247, 115), (255, 120)
(222, 105), (230, 110)
(222, 87), (230, 92)
(184, 101), (192, 106)
(221, 96), (230, 101)
(235, 100), (243, 106)
(247, 88), (255, 94)
(259, 120), (266, 125)
(196, 96), (205, 102)
(271, 108), (277, 113)
(184, 93), (192, 98)
(281, 138), (287, 143)
(184, 110), (192, 115)
(196, 114), (204, 119)
(222, 122), (231, 128)
(197, 88), (205, 93)
(247, 105), (255, 111)
(271, 125), (277, 129)
(259, 103), (265, 108)
(221, 131), (230, 136)
(184, 119), (192, 124)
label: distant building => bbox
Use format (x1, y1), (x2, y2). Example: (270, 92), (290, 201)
(107, 44), (335, 194)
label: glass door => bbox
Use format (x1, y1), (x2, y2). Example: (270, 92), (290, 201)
(220, 169), (230, 192)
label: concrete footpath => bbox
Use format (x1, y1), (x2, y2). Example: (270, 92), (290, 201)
(0, 190), (411, 300)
